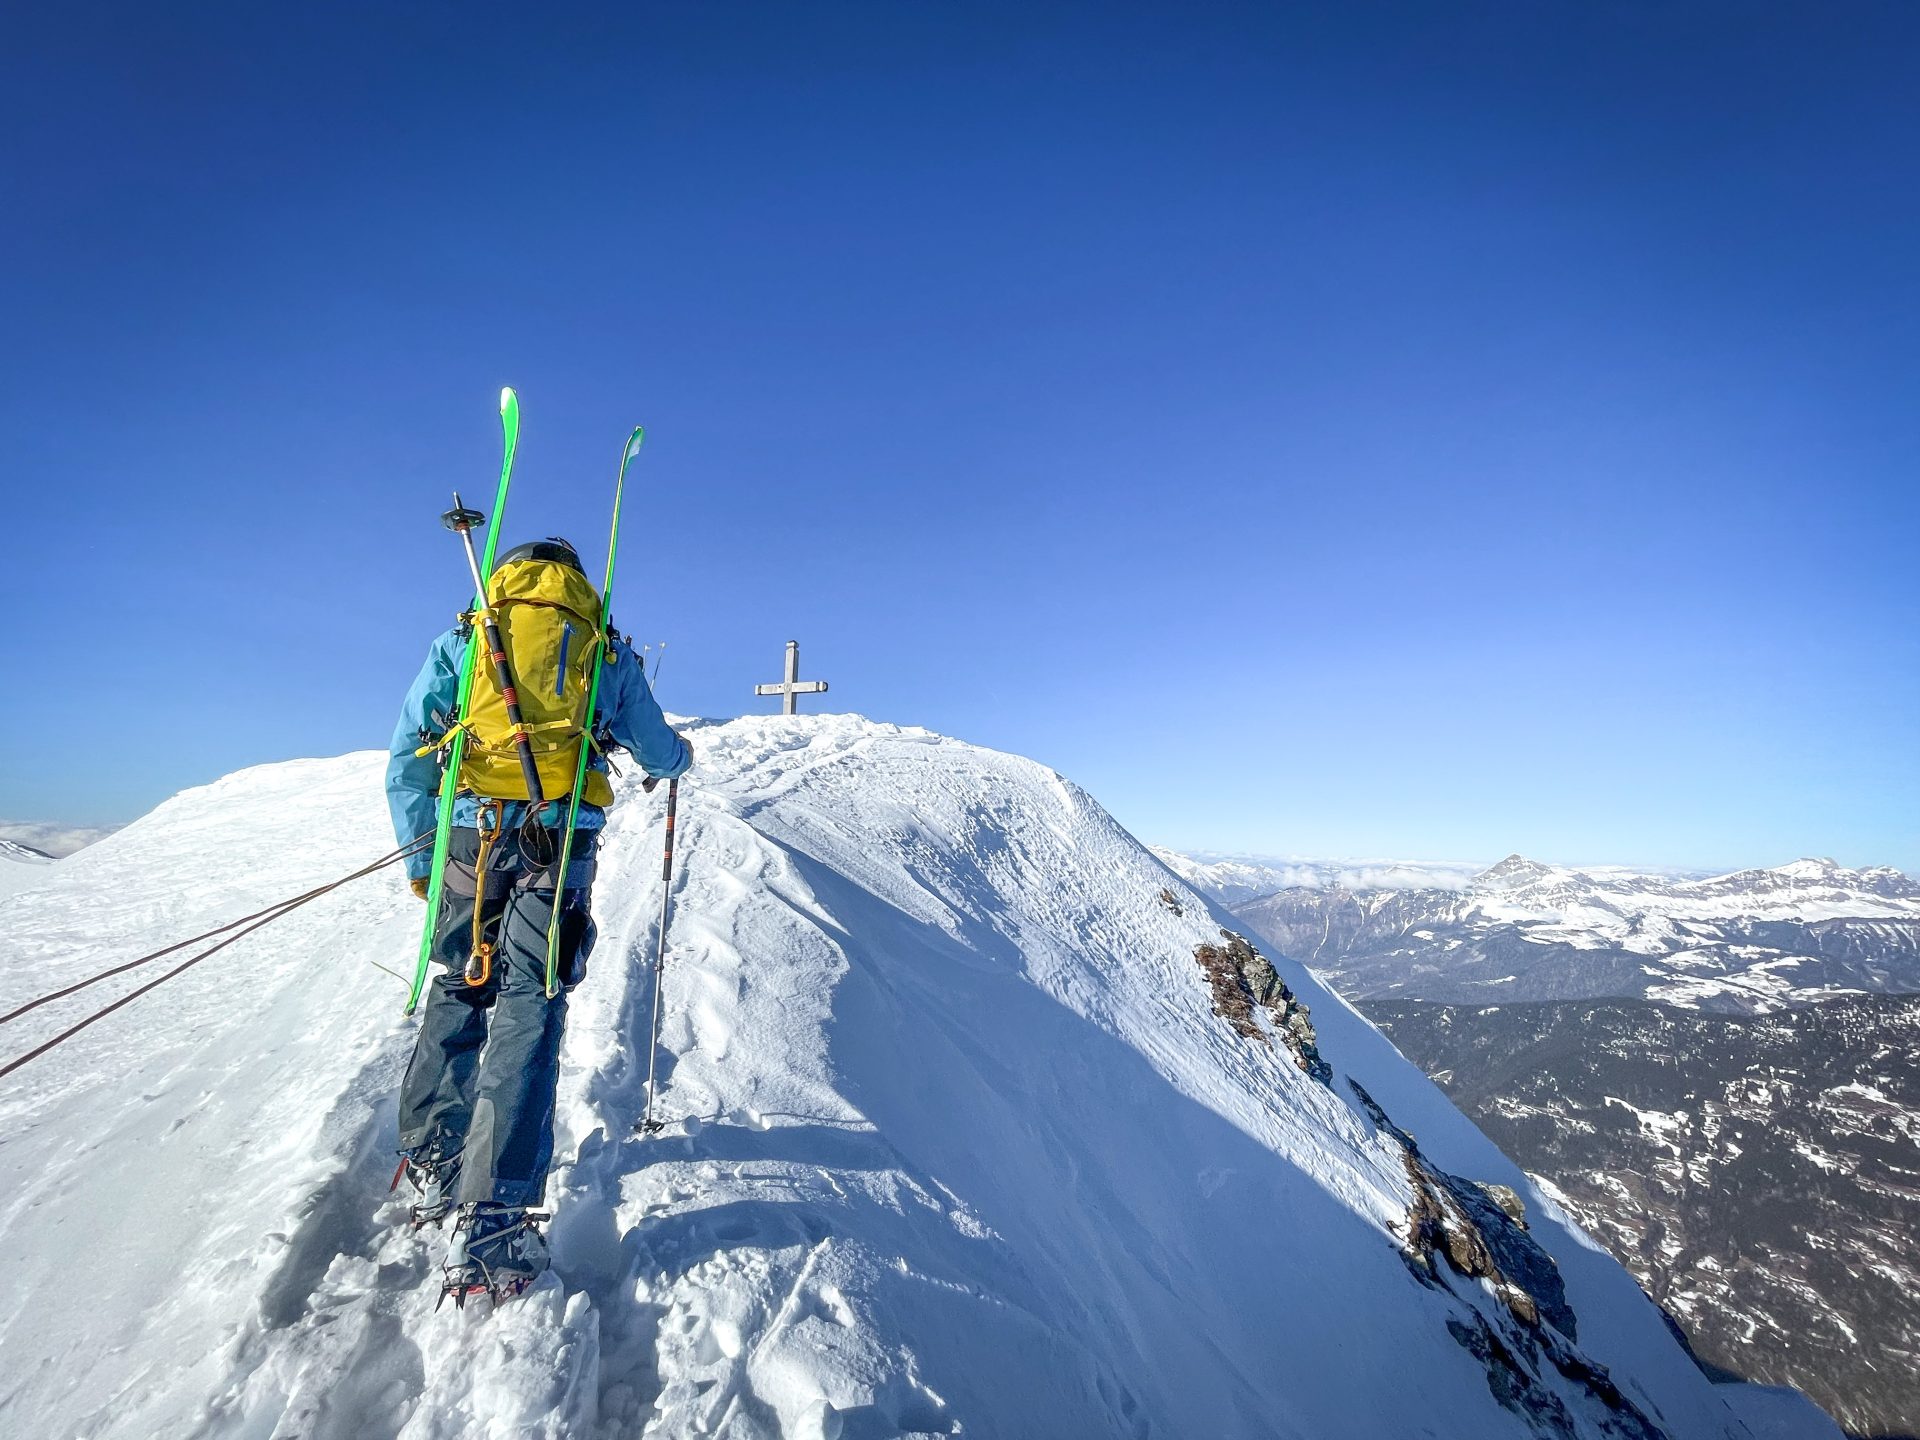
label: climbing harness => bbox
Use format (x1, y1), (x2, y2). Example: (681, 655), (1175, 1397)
(457, 800), (568, 990)
(464, 800), (503, 987)
(517, 805), (559, 867)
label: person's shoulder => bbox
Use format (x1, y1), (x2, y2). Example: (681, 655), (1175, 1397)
(603, 631), (640, 671)
(428, 623), (469, 667)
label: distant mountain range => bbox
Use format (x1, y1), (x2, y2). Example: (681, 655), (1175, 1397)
(1160, 849), (1920, 1439)
(1148, 848), (1485, 905)
(1229, 854), (1920, 1014)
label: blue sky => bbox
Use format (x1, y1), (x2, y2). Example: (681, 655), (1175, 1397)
(4, 1), (1916, 872)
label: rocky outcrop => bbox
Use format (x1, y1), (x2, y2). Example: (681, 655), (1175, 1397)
(1349, 1080), (1572, 1336)
(1350, 1080), (1668, 1439)
(1193, 930), (1332, 1084)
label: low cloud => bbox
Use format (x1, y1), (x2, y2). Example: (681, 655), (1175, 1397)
(0, 821), (123, 859)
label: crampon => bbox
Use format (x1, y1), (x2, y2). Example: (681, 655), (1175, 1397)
(437, 1203), (551, 1310)
(388, 1152), (459, 1228)
(438, 1271), (537, 1311)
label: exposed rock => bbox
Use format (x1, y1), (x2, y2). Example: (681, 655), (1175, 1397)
(1444, 1313), (1668, 1440)
(1345, 1081), (1669, 1436)
(1478, 1182), (1528, 1228)
(1351, 1079), (1571, 1337)
(1193, 941), (1266, 1043)
(1192, 931), (1332, 1084)
(1447, 1314), (1581, 1438)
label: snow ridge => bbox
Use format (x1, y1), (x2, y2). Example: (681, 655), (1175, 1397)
(0, 719), (1784, 1438)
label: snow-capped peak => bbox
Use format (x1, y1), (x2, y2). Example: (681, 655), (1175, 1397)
(0, 838), (53, 865)
(1777, 857), (1842, 878)
(1476, 854), (1562, 888)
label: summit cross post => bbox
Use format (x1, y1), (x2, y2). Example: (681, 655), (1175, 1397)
(754, 640), (829, 716)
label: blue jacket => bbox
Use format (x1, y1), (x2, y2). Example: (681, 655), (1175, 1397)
(386, 625), (691, 878)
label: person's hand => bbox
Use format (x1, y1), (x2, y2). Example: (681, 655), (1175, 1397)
(410, 876), (430, 901)
(645, 733), (693, 793)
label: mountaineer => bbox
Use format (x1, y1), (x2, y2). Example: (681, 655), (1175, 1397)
(384, 535), (690, 1304)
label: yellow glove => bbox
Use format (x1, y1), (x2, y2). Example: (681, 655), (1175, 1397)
(410, 877), (430, 901)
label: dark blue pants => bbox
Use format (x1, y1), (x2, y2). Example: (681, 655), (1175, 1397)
(397, 823), (598, 1207)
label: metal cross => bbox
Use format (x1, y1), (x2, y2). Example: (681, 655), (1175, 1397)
(754, 640), (830, 715)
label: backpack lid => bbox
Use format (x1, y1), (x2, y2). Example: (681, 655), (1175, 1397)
(494, 537), (584, 576)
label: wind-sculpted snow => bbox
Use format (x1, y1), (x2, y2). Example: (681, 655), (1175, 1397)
(0, 718), (1803, 1438)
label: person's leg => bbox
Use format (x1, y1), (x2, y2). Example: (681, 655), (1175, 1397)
(396, 829), (504, 1170)
(456, 833), (598, 1208)
(396, 981), (487, 1161)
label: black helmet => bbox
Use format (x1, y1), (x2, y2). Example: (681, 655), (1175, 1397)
(494, 537), (584, 575)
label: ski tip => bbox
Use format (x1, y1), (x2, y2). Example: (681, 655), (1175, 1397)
(625, 427), (645, 461)
(500, 386), (517, 413)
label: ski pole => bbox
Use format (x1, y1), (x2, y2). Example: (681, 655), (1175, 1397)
(443, 492), (547, 810)
(636, 775), (681, 1136)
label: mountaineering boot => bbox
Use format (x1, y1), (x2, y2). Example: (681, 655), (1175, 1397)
(440, 1202), (551, 1308)
(391, 1151), (461, 1227)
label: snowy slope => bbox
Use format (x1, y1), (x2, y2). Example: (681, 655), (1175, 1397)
(0, 718), (1810, 1439)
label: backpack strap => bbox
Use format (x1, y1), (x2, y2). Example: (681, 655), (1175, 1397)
(414, 719), (475, 759)
(460, 718), (590, 762)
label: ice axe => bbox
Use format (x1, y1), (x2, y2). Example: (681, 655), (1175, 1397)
(443, 492), (547, 812)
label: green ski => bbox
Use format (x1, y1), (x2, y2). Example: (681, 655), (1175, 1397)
(544, 425), (643, 997)
(405, 387), (521, 1016)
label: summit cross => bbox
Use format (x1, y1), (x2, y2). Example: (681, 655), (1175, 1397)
(754, 640), (830, 716)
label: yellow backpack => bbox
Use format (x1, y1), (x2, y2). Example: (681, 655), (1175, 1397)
(455, 557), (614, 807)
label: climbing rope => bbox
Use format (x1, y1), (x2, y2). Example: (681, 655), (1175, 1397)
(0, 833), (435, 1082)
